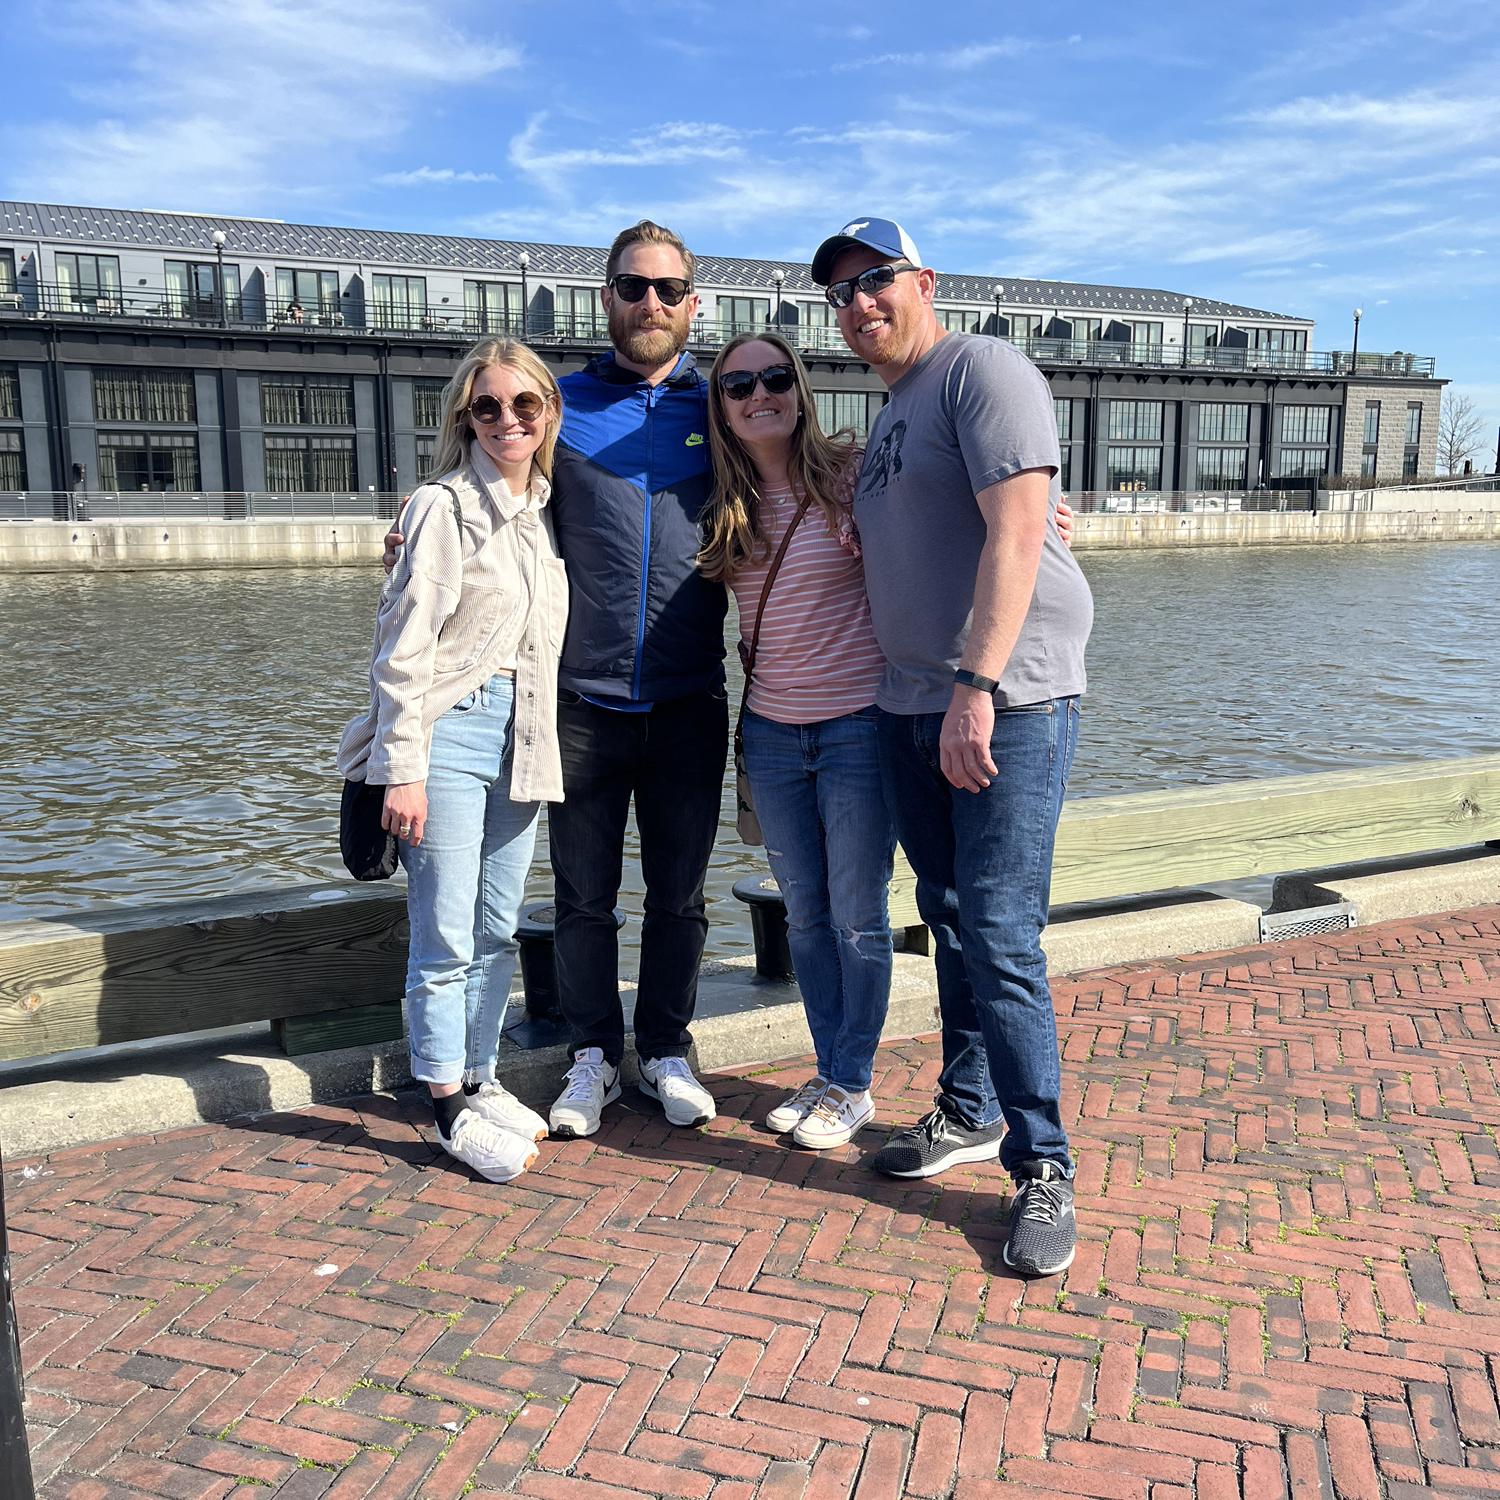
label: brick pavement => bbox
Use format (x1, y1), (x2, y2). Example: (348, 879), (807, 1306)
(7, 904), (1500, 1499)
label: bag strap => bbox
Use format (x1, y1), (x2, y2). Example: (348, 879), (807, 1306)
(432, 481), (463, 535)
(738, 488), (815, 721)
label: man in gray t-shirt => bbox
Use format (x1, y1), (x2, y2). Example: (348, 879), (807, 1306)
(811, 217), (1093, 1279)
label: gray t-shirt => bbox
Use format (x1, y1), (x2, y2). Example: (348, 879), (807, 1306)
(854, 333), (1093, 714)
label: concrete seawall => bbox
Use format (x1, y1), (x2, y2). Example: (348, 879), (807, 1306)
(1, 506), (1498, 572)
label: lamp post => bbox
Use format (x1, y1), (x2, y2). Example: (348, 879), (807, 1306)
(211, 229), (227, 328)
(1181, 298), (1193, 366)
(1351, 307), (1363, 371)
(771, 267), (785, 333)
(993, 284), (1004, 339)
(517, 250), (530, 338)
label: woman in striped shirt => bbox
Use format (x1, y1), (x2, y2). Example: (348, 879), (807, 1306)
(699, 331), (896, 1149)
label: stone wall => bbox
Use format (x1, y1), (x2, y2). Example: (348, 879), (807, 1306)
(1340, 381), (1443, 480)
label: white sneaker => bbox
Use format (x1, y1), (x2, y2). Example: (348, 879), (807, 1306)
(548, 1048), (621, 1139)
(637, 1056), (717, 1128)
(765, 1076), (828, 1134)
(467, 1081), (548, 1143)
(440, 1109), (538, 1183)
(792, 1086), (875, 1149)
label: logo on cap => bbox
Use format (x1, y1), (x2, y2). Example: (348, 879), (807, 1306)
(842, 220), (870, 235)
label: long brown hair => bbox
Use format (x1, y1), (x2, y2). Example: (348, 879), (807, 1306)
(426, 338), (563, 482)
(698, 331), (857, 582)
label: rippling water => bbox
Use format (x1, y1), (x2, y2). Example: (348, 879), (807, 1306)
(3, 542), (1497, 959)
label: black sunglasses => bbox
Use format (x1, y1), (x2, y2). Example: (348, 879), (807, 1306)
(467, 390), (551, 425)
(825, 261), (918, 309)
(607, 274), (692, 307)
(717, 364), (797, 402)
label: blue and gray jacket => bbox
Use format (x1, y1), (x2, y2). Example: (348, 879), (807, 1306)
(552, 350), (726, 702)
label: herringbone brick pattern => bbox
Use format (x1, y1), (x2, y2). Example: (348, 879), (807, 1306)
(9, 905), (1500, 1498)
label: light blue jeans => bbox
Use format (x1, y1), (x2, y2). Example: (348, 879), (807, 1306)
(398, 675), (540, 1086)
(742, 706), (895, 1092)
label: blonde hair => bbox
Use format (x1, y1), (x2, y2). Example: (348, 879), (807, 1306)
(698, 331), (857, 582)
(606, 219), (695, 286)
(425, 338), (563, 482)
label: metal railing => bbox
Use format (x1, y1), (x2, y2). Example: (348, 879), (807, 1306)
(0, 491), (403, 521)
(1072, 489), (1315, 515)
(0, 280), (1436, 378)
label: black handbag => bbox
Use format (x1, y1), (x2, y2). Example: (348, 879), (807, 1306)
(338, 483), (465, 882)
(340, 777), (398, 881)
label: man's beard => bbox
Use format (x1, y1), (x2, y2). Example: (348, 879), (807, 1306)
(610, 303), (690, 366)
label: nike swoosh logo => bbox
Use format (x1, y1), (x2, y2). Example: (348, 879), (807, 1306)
(685, 433), (705, 447)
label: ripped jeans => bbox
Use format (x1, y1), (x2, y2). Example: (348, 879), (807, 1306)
(742, 706), (895, 1092)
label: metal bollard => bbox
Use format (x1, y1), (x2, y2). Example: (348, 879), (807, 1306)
(731, 875), (795, 981)
(0, 1148), (37, 1500)
(509, 902), (625, 1050)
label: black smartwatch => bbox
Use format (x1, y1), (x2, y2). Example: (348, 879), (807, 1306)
(954, 668), (999, 694)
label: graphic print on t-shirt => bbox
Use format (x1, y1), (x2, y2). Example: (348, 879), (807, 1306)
(859, 420), (907, 498)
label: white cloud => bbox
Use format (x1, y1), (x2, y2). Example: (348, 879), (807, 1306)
(9, 0), (520, 210)
(378, 168), (501, 187)
(834, 38), (1033, 72)
(787, 125), (960, 148)
(507, 116), (750, 184)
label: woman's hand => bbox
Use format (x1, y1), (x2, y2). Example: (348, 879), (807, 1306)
(382, 783), (427, 846)
(381, 525), (405, 574)
(1056, 496), (1076, 548)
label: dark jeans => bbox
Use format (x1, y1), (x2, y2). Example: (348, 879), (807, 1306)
(877, 698), (1080, 1176)
(550, 688), (728, 1065)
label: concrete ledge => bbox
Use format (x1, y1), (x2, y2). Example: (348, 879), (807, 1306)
(1043, 896), (1262, 972)
(1271, 849), (1500, 928)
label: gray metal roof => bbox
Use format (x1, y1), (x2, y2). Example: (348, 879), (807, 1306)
(0, 200), (1306, 324)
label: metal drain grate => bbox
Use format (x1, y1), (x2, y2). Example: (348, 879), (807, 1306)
(1260, 901), (1356, 941)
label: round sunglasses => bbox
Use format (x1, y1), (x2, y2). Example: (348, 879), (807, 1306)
(466, 391), (552, 425)
(717, 364), (796, 402)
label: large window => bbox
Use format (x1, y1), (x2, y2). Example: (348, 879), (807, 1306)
(1005, 313), (1043, 341)
(1053, 399), (1072, 443)
(1364, 401), (1381, 445)
(1198, 403), (1249, 443)
(261, 375), (354, 426)
(55, 252), (121, 312)
(813, 391), (868, 438)
(0, 431), (24, 489)
(164, 260), (241, 320)
(937, 308), (982, 333)
(274, 267), (340, 321)
(1279, 448), (1330, 480)
(0, 251), (16, 297)
(372, 274), (427, 331)
(719, 296), (769, 333)
(1107, 401), (1163, 441)
(467, 280), (521, 335)
(98, 433), (200, 491)
(1402, 451), (1419, 478)
(798, 301), (838, 328)
(415, 435), (436, 478)
(553, 284), (598, 338)
(1280, 406), (1332, 444)
(0, 366), (18, 421)
(1186, 323), (1219, 352)
(1128, 320), (1163, 350)
(1360, 451), (1378, 479)
(1107, 447), (1162, 490)
(413, 378), (447, 430)
(94, 368), (196, 424)
(1405, 403), (1422, 445)
(1072, 317), (1104, 343)
(1196, 449), (1248, 488)
(1252, 327), (1308, 352)
(265, 435), (356, 491)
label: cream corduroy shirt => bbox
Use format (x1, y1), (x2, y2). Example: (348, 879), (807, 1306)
(336, 443), (568, 802)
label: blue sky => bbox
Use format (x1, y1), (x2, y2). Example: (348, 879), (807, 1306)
(6, 0), (1498, 459)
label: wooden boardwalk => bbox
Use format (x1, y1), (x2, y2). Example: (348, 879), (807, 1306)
(8, 904), (1500, 1499)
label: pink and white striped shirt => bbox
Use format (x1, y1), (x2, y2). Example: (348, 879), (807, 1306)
(729, 455), (886, 725)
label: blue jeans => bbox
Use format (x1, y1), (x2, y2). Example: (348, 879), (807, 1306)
(743, 707), (895, 1092)
(876, 698), (1080, 1175)
(399, 675), (540, 1086)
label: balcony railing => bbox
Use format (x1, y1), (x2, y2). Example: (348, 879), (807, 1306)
(0, 490), (402, 521)
(1071, 489), (1314, 515)
(0, 281), (1436, 379)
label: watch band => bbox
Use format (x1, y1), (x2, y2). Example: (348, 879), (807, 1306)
(954, 668), (999, 694)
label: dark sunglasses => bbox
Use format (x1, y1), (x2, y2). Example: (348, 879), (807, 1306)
(825, 261), (918, 309)
(607, 273), (692, 306)
(717, 364), (797, 402)
(467, 390), (551, 425)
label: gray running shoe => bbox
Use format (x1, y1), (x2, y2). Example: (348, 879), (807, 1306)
(870, 1104), (1003, 1179)
(1002, 1160), (1076, 1277)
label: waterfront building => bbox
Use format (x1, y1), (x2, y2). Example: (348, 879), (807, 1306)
(0, 201), (1442, 508)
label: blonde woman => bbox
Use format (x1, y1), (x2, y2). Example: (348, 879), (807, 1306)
(338, 339), (568, 1182)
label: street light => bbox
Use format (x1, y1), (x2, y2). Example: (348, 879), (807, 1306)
(1181, 298), (1193, 365)
(1351, 307), (1363, 370)
(993, 284), (1004, 338)
(518, 250), (530, 338)
(211, 229), (227, 328)
(771, 267), (785, 332)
